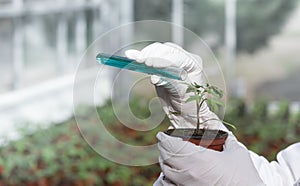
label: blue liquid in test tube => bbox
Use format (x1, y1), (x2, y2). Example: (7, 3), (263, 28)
(96, 53), (187, 81)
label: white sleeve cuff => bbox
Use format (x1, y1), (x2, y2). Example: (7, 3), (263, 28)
(277, 143), (300, 183)
(249, 151), (294, 185)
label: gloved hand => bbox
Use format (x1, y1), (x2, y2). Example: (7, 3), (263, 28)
(125, 42), (226, 130)
(154, 131), (265, 186)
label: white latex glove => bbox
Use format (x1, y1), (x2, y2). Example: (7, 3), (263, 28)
(249, 142), (300, 186)
(125, 42), (227, 131)
(154, 131), (265, 186)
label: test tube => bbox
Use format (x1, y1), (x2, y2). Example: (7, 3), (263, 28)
(96, 53), (187, 81)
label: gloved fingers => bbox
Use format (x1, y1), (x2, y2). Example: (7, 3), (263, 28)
(155, 80), (183, 97)
(139, 53), (183, 69)
(157, 132), (213, 157)
(138, 42), (172, 62)
(145, 56), (175, 68)
(124, 42), (168, 62)
(124, 44), (182, 67)
(150, 75), (169, 86)
(157, 132), (227, 167)
(164, 42), (203, 72)
(138, 43), (201, 71)
(164, 42), (200, 63)
(159, 158), (191, 186)
(150, 70), (184, 102)
(126, 42), (203, 74)
(157, 132), (198, 154)
(158, 144), (215, 173)
(147, 53), (203, 86)
(145, 53), (197, 72)
(151, 78), (186, 105)
(158, 144), (189, 171)
(124, 49), (141, 60)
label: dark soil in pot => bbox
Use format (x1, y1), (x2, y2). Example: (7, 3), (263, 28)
(164, 128), (228, 152)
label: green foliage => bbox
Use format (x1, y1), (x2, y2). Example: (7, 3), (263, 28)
(236, 0), (296, 53)
(1, 97), (300, 185)
(0, 97), (166, 186)
(183, 0), (297, 53)
(185, 82), (234, 130)
(225, 99), (300, 161)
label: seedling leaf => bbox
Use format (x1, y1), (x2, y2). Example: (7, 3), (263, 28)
(185, 95), (202, 103)
(186, 86), (195, 93)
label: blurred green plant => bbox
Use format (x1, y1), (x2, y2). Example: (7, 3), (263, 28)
(225, 99), (300, 160)
(0, 96), (166, 186)
(0, 97), (299, 185)
(184, 0), (297, 53)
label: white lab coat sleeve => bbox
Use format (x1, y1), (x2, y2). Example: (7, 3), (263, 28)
(249, 142), (300, 186)
(277, 142), (300, 185)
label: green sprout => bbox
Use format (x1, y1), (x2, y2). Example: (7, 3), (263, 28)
(185, 82), (236, 133)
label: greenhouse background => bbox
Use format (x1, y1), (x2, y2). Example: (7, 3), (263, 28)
(0, 0), (300, 185)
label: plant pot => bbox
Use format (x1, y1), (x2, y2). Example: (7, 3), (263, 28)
(164, 128), (228, 152)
